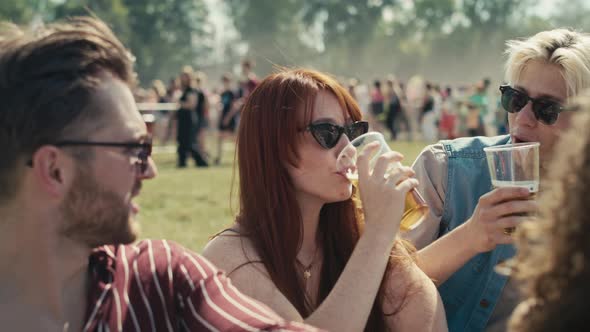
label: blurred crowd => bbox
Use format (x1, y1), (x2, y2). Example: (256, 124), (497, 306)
(135, 62), (508, 168)
(135, 59), (258, 167)
(347, 76), (507, 141)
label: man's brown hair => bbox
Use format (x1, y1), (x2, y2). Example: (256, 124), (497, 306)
(0, 16), (135, 202)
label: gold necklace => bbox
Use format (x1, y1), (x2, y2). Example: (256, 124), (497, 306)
(296, 245), (319, 281)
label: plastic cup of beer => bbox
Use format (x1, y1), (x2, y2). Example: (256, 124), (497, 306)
(484, 142), (540, 235)
(336, 131), (429, 231)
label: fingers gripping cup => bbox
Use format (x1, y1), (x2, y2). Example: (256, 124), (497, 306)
(337, 132), (429, 231)
(484, 142), (540, 235)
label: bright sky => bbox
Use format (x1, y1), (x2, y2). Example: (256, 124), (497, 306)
(534, 0), (559, 17)
(204, 0), (238, 59)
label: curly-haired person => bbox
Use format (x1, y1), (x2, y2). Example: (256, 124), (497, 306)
(509, 91), (590, 332)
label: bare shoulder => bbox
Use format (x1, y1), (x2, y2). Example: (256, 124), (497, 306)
(202, 232), (271, 295)
(202, 231), (261, 274)
(384, 260), (448, 332)
(202, 232), (303, 321)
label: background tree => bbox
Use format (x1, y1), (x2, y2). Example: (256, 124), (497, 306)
(2, 0), (586, 86)
(122, 0), (212, 83)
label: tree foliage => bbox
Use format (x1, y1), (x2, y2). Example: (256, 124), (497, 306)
(1, 0), (588, 84)
(3, 0), (211, 83)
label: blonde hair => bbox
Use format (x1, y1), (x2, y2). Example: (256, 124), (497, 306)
(509, 90), (590, 332)
(505, 29), (590, 97)
(181, 65), (194, 75)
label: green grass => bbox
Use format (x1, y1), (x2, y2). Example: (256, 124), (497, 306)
(137, 137), (430, 252)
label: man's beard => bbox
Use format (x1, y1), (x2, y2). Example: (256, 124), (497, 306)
(59, 166), (139, 248)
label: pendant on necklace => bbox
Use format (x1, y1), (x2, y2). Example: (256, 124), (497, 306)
(303, 269), (311, 279)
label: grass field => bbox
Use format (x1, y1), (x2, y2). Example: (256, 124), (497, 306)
(137, 137), (431, 252)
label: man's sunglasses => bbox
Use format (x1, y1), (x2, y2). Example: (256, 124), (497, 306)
(305, 121), (369, 149)
(27, 138), (152, 174)
(499, 85), (565, 125)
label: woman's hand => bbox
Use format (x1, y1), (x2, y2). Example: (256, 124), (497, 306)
(357, 142), (418, 235)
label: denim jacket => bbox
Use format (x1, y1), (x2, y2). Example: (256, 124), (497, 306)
(409, 135), (515, 331)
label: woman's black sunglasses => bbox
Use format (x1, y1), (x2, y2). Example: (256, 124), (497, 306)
(499, 85), (565, 125)
(305, 121), (369, 149)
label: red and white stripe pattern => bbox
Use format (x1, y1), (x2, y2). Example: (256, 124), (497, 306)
(83, 239), (322, 332)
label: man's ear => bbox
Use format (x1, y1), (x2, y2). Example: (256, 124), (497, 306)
(30, 146), (75, 198)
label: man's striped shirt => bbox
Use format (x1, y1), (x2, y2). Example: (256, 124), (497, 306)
(83, 239), (321, 332)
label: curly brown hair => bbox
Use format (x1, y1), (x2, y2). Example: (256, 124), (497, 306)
(509, 91), (590, 332)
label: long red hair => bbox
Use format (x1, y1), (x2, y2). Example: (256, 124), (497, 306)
(235, 68), (408, 331)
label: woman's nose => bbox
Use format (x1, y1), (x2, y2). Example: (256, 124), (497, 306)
(337, 140), (358, 168)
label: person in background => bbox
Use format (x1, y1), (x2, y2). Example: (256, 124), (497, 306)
(241, 59), (259, 93)
(369, 79), (385, 133)
(220, 59), (259, 133)
(405, 75), (427, 141)
(421, 83), (440, 141)
(468, 79), (490, 136)
(465, 101), (482, 137)
(176, 67), (208, 167)
(384, 77), (403, 141)
(161, 77), (182, 143)
(194, 71), (210, 161)
(151, 79), (167, 104)
(438, 87), (458, 140)
(215, 73), (237, 165)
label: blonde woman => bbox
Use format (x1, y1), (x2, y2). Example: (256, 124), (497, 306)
(406, 29), (590, 331)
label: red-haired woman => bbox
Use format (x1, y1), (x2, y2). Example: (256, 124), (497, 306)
(203, 69), (447, 332)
